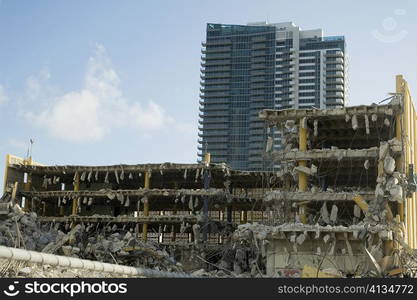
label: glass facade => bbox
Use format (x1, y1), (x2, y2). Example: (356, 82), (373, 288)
(198, 23), (346, 171)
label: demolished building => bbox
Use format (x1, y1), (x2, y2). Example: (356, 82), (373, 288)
(232, 75), (417, 277)
(1, 75), (417, 278)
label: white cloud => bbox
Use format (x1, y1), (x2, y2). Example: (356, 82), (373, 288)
(0, 85), (8, 104)
(27, 44), (176, 143)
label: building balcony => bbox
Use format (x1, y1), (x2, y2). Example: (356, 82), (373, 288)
(198, 131), (228, 138)
(325, 91), (344, 98)
(325, 64), (344, 71)
(199, 125), (229, 131)
(325, 50), (344, 57)
(325, 98), (344, 106)
(200, 91), (230, 98)
(203, 53), (232, 60)
(203, 79), (230, 86)
(205, 39), (232, 46)
(201, 73), (231, 79)
(202, 60), (232, 67)
(326, 85), (344, 92)
(325, 57), (344, 64)
(326, 77), (344, 84)
(203, 46), (231, 53)
(198, 118), (229, 126)
(201, 86), (229, 92)
(326, 71), (344, 78)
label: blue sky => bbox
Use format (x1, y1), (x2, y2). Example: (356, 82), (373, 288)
(0, 0), (416, 187)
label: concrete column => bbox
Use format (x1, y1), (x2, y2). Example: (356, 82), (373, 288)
(298, 117), (308, 224)
(142, 171), (151, 241)
(71, 172), (80, 216)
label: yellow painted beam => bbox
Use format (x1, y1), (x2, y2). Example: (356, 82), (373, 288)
(396, 75), (404, 222)
(353, 195), (369, 213)
(204, 152), (211, 165)
(3, 154), (10, 194)
(142, 171), (151, 241)
(298, 117), (308, 224)
(71, 172), (80, 216)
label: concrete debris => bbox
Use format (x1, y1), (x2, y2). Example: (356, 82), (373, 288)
(330, 205), (338, 223)
(345, 114), (350, 122)
(353, 205), (361, 218)
(296, 233), (306, 245)
(294, 165), (316, 176)
(384, 155), (396, 175)
(389, 185), (403, 203)
(351, 114), (358, 130)
(320, 203), (330, 224)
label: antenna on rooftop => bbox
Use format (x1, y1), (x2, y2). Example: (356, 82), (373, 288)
(26, 138), (34, 160)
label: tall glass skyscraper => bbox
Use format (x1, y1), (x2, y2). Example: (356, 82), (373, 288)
(198, 22), (346, 171)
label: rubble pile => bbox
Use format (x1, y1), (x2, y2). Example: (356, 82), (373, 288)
(0, 199), (184, 276)
(0, 203), (59, 251)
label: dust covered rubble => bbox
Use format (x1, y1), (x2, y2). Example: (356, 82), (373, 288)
(0, 203), (184, 277)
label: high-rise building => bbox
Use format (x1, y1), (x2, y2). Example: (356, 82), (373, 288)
(198, 22), (346, 171)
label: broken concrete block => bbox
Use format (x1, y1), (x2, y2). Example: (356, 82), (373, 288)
(320, 202), (330, 224)
(296, 233), (306, 245)
(351, 114), (358, 130)
(353, 205), (361, 218)
(376, 176), (386, 184)
(389, 185), (403, 202)
(378, 230), (392, 240)
(384, 155), (395, 174)
(386, 177), (399, 190)
(285, 119), (295, 130)
(375, 183), (385, 197)
(19, 267), (32, 276)
(330, 205), (338, 223)
(345, 114), (350, 122)
(294, 166), (312, 175)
